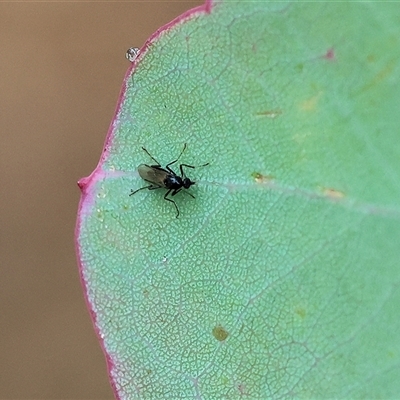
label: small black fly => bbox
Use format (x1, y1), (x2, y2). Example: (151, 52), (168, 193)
(130, 143), (209, 218)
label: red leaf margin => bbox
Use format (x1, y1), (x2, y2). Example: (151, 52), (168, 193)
(75, 1), (214, 399)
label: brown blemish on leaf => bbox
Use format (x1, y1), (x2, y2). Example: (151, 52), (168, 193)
(251, 172), (274, 183)
(212, 325), (229, 341)
(255, 109), (282, 118)
(323, 47), (335, 61)
(237, 382), (248, 396)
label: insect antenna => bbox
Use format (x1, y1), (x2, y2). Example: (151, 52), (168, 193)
(130, 185), (162, 196)
(165, 143), (187, 170)
(141, 147), (161, 166)
(179, 162), (209, 178)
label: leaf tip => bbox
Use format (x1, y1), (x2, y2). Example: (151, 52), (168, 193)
(77, 176), (90, 192)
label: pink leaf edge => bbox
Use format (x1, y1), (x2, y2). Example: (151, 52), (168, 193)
(75, 1), (214, 399)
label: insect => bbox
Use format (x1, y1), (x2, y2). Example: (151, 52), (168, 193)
(130, 143), (209, 218)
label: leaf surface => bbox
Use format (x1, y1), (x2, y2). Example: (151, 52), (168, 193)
(76, 1), (400, 398)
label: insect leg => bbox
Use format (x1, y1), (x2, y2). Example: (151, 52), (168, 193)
(179, 162), (209, 177)
(129, 185), (161, 196)
(170, 188), (182, 196)
(171, 187), (195, 200)
(141, 147), (161, 166)
(164, 189), (180, 218)
(165, 143), (187, 173)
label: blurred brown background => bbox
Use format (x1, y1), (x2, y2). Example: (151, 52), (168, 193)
(0, 1), (201, 398)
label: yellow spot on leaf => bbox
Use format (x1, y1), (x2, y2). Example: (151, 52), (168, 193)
(357, 60), (395, 94)
(375, 60), (395, 83)
(295, 307), (307, 319)
(251, 172), (274, 183)
(292, 131), (312, 144)
(300, 91), (323, 112)
(322, 187), (345, 199)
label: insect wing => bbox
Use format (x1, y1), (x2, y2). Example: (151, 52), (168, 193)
(137, 164), (167, 187)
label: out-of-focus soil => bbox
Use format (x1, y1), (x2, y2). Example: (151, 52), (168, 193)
(0, 2), (202, 398)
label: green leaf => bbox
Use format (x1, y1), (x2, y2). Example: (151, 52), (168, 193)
(76, 1), (400, 398)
